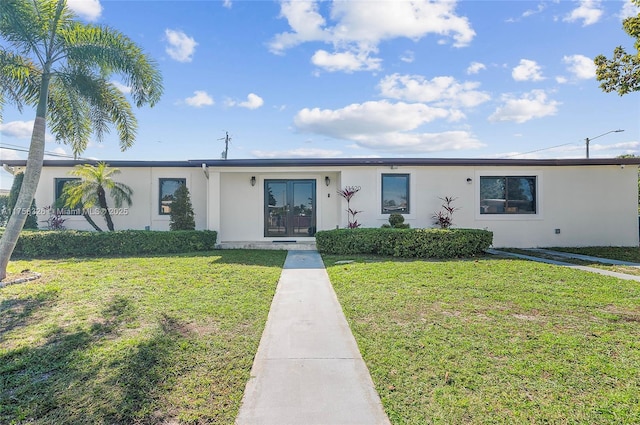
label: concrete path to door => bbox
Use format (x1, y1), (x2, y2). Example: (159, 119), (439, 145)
(235, 250), (391, 425)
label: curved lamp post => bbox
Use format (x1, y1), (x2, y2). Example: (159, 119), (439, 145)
(585, 129), (625, 158)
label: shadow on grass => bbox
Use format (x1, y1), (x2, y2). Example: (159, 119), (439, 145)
(0, 290), (58, 342)
(13, 249), (288, 268)
(0, 295), (192, 424)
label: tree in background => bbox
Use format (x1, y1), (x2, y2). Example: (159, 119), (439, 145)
(0, 0), (162, 279)
(62, 163), (133, 232)
(594, 0), (640, 95)
(7, 172), (38, 229)
(169, 184), (196, 231)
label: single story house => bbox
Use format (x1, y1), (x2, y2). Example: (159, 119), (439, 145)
(3, 157), (640, 248)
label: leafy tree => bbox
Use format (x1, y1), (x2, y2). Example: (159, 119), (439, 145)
(0, 0), (162, 279)
(7, 172), (39, 229)
(169, 184), (195, 231)
(594, 0), (640, 95)
(62, 163), (133, 232)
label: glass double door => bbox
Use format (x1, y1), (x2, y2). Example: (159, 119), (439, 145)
(265, 179), (316, 237)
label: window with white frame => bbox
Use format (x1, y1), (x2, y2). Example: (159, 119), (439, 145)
(480, 176), (536, 214)
(381, 174), (410, 214)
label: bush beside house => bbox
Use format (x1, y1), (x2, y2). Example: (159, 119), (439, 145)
(10, 230), (217, 258)
(316, 228), (493, 258)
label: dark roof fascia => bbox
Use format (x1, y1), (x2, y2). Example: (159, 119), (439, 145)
(3, 157), (640, 168)
(193, 158), (640, 167)
(2, 160), (193, 168)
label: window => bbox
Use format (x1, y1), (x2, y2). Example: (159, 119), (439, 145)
(381, 174), (410, 214)
(480, 176), (536, 214)
(54, 178), (81, 215)
(159, 178), (186, 215)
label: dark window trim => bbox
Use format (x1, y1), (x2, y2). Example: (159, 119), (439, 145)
(480, 175), (537, 215)
(381, 173), (410, 214)
(159, 178), (186, 215)
(54, 177), (82, 215)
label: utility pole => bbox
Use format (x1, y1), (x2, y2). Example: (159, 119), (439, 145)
(219, 131), (231, 159)
(585, 129), (624, 158)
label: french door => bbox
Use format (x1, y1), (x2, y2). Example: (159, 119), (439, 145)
(265, 179), (316, 237)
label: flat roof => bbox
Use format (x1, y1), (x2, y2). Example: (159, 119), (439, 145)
(3, 157), (640, 168)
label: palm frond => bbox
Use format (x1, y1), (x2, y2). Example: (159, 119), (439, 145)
(61, 23), (163, 107)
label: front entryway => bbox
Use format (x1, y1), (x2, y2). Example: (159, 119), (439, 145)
(265, 179), (316, 237)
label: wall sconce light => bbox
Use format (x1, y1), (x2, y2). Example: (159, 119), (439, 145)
(466, 177), (473, 184)
(250, 176), (256, 186)
(325, 176), (330, 186)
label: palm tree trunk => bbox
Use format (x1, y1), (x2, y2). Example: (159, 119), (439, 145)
(82, 211), (103, 232)
(0, 73), (50, 280)
(97, 187), (115, 231)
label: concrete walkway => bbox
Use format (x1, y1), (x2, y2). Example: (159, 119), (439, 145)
(235, 250), (391, 425)
(487, 249), (640, 282)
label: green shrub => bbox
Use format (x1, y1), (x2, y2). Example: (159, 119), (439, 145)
(11, 230), (217, 258)
(382, 213), (410, 229)
(316, 228), (492, 258)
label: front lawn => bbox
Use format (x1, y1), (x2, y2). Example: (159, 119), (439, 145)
(0, 250), (286, 424)
(324, 255), (640, 424)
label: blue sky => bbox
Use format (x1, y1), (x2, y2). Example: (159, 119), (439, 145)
(1, 0), (639, 189)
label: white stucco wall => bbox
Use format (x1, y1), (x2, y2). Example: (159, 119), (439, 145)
(32, 166), (208, 231)
(30, 162), (639, 248)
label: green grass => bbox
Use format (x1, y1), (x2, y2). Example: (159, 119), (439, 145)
(503, 247), (640, 276)
(0, 250), (286, 424)
(324, 254), (640, 424)
(550, 246), (640, 263)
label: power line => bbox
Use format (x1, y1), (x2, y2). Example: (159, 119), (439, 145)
(500, 142), (577, 158)
(0, 143), (90, 160)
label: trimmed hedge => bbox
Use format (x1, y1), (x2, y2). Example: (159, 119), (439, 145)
(10, 230), (217, 258)
(315, 228), (493, 258)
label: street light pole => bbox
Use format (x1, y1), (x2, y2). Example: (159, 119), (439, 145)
(585, 129), (625, 158)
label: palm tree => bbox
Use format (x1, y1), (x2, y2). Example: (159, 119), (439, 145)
(62, 162), (133, 232)
(0, 0), (162, 279)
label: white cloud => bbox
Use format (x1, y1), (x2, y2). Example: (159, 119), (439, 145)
(111, 80), (132, 94)
(45, 147), (70, 159)
(348, 130), (484, 153)
(523, 3), (547, 18)
(620, 0), (640, 19)
(466, 62), (486, 75)
(227, 93), (264, 109)
(184, 91), (214, 107)
(0, 148), (21, 161)
(563, 54), (596, 79)
(67, 0), (102, 21)
(223, 0), (232, 9)
(0, 120), (34, 139)
(400, 50), (415, 63)
(311, 49), (381, 72)
(378, 74), (490, 108)
(165, 29), (198, 62)
(251, 148), (343, 158)
(512, 59), (545, 81)
(293, 100), (483, 153)
(564, 0), (603, 26)
(555, 76), (569, 84)
(489, 90), (560, 123)
(269, 0), (475, 72)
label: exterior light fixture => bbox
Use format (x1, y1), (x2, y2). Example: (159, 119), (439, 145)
(325, 176), (330, 186)
(250, 176), (256, 186)
(585, 129), (624, 158)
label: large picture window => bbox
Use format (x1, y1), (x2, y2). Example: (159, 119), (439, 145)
(382, 174), (410, 214)
(159, 178), (186, 215)
(480, 176), (536, 214)
(54, 178), (81, 215)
